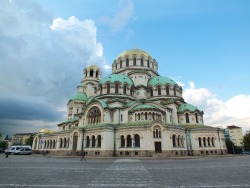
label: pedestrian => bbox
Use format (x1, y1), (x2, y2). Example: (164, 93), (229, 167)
(5, 151), (9, 158)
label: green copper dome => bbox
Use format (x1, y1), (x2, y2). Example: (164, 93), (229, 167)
(100, 74), (134, 85)
(129, 104), (159, 112)
(148, 76), (177, 87)
(71, 92), (87, 101)
(178, 103), (200, 113)
(118, 48), (151, 58)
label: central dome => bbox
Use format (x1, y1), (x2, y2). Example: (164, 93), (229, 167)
(118, 48), (151, 58)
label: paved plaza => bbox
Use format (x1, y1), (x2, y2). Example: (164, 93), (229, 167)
(0, 154), (250, 188)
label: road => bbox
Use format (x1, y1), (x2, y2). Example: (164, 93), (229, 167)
(0, 154), (250, 188)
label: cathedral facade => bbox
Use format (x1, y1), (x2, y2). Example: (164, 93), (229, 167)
(32, 48), (227, 157)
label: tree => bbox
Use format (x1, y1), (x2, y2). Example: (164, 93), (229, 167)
(243, 132), (250, 151)
(225, 140), (242, 154)
(0, 140), (8, 149)
(25, 134), (34, 146)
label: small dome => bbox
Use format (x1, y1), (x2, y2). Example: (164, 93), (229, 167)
(148, 76), (177, 87)
(71, 92), (87, 101)
(178, 103), (200, 113)
(118, 48), (151, 58)
(39, 128), (52, 134)
(100, 74), (134, 85)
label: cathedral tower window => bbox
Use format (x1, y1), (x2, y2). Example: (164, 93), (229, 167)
(158, 86), (161, 96)
(195, 113), (199, 123)
(166, 86), (169, 95)
(120, 135), (125, 147)
(115, 84), (119, 94)
(141, 58), (143, 66)
(120, 60), (122, 68)
(90, 70), (94, 77)
(147, 60), (150, 67)
(134, 134), (140, 147)
(174, 87), (177, 96)
(96, 71), (99, 78)
(138, 114), (140, 120)
(145, 112), (148, 120)
(133, 58), (136, 66)
(107, 84), (110, 94)
(185, 113), (190, 123)
(123, 85), (127, 94)
(150, 88), (153, 96)
(126, 59), (129, 66)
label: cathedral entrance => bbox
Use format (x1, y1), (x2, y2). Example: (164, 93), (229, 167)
(154, 142), (162, 153)
(72, 132), (78, 150)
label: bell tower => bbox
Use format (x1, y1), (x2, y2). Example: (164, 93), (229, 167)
(81, 65), (102, 98)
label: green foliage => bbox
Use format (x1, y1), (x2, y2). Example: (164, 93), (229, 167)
(25, 134), (34, 146)
(243, 132), (250, 151)
(225, 140), (242, 154)
(0, 140), (8, 149)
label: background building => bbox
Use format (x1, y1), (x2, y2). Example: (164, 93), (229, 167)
(12, 133), (34, 145)
(224, 125), (244, 147)
(33, 48), (227, 157)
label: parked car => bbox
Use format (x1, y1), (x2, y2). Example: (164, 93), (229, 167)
(5, 145), (31, 155)
(14, 148), (32, 155)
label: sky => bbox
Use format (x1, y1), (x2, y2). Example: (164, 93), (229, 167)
(0, 0), (250, 136)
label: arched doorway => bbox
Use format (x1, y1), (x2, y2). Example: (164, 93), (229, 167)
(73, 132), (78, 150)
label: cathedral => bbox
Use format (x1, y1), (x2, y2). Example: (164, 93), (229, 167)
(32, 48), (227, 157)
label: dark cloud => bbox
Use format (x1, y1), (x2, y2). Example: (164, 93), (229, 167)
(0, 0), (109, 136)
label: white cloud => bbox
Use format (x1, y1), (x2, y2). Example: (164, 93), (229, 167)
(183, 82), (250, 134)
(99, 0), (134, 32)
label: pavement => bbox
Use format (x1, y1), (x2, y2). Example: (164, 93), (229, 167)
(0, 153), (250, 188)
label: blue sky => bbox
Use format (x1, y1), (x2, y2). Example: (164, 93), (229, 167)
(0, 0), (250, 136)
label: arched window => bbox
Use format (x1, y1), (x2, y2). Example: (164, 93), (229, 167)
(127, 135), (132, 147)
(158, 86), (161, 95)
(87, 107), (101, 125)
(96, 71), (99, 78)
(150, 88), (153, 96)
(121, 135), (125, 147)
(53, 140), (56, 148)
(107, 84), (110, 94)
(172, 134), (176, 147)
(153, 127), (161, 138)
(126, 59), (129, 66)
(203, 137), (206, 147)
(115, 84), (119, 93)
(138, 113), (140, 120)
(123, 85), (126, 94)
(141, 58), (143, 66)
(211, 137), (215, 147)
(198, 137), (202, 147)
(147, 60), (150, 67)
(177, 135), (180, 147)
(90, 70), (94, 77)
(120, 61), (122, 68)
(133, 58), (136, 66)
(130, 86), (134, 96)
(97, 135), (101, 147)
(208, 137), (211, 147)
(145, 112), (148, 120)
(134, 134), (140, 147)
(91, 135), (95, 147)
(166, 86), (169, 95)
(195, 113), (199, 123)
(86, 136), (90, 147)
(100, 85), (102, 95)
(73, 132), (78, 150)
(60, 138), (63, 148)
(85, 70), (88, 78)
(185, 113), (190, 123)
(63, 138), (67, 148)
(152, 113), (155, 120)
(174, 87), (177, 96)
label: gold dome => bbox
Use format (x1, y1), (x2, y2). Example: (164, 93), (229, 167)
(118, 48), (151, 58)
(39, 128), (52, 134)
